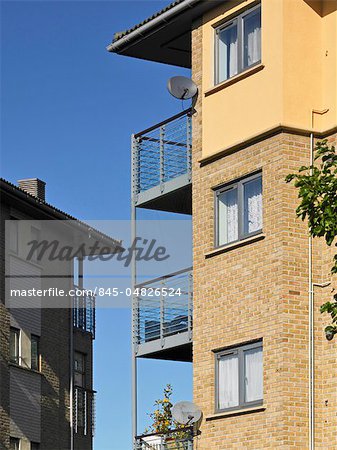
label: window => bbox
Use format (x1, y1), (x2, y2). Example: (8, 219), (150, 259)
(215, 172), (262, 247)
(215, 341), (263, 412)
(9, 219), (18, 254)
(10, 328), (20, 364)
(215, 4), (261, 84)
(30, 227), (40, 262)
(74, 352), (85, 387)
(10, 437), (20, 450)
(31, 443), (40, 450)
(31, 335), (40, 371)
(73, 257), (80, 286)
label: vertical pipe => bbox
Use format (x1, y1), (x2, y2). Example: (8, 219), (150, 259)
(70, 318), (74, 450)
(70, 258), (78, 450)
(187, 271), (192, 341)
(160, 125), (165, 191)
(84, 390), (88, 436)
(70, 313), (74, 450)
(187, 113), (192, 183)
(308, 131), (314, 450)
(131, 134), (138, 448)
(308, 108), (328, 450)
(160, 280), (165, 348)
(79, 258), (84, 289)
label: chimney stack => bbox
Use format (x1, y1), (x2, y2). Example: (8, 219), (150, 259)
(18, 178), (46, 201)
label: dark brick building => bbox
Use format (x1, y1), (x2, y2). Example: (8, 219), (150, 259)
(0, 178), (121, 450)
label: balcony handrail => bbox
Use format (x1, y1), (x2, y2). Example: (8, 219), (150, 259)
(73, 386), (96, 436)
(74, 386), (97, 394)
(132, 108), (192, 198)
(136, 426), (194, 440)
(72, 286), (96, 338)
(134, 268), (193, 347)
(134, 108), (192, 139)
(136, 267), (193, 289)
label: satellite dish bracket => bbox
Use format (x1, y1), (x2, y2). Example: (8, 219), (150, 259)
(167, 76), (198, 107)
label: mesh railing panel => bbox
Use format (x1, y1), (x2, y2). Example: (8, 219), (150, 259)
(73, 289), (96, 338)
(132, 110), (192, 196)
(134, 269), (193, 345)
(73, 388), (96, 436)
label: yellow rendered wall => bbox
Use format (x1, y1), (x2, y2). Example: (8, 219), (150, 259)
(322, 0), (337, 129)
(201, 0), (337, 158)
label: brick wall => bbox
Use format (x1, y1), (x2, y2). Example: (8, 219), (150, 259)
(191, 17), (337, 449)
(0, 192), (94, 450)
(0, 203), (10, 450)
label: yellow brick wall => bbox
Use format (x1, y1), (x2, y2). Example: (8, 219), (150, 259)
(192, 16), (337, 449)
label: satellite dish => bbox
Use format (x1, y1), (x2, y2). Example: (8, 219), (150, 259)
(167, 76), (198, 101)
(171, 401), (203, 429)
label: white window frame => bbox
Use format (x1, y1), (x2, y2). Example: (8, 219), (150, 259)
(31, 334), (40, 371)
(215, 340), (263, 413)
(214, 171), (263, 248)
(10, 327), (21, 365)
(214, 3), (261, 85)
(10, 437), (20, 450)
(30, 226), (41, 262)
(74, 351), (86, 388)
(9, 219), (19, 254)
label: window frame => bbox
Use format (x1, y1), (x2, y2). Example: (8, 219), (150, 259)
(214, 340), (263, 413)
(214, 3), (261, 85)
(9, 218), (19, 254)
(30, 226), (41, 263)
(10, 327), (20, 365)
(31, 334), (40, 371)
(74, 351), (86, 388)
(10, 437), (20, 450)
(30, 442), (40, 450)
(214, 171), (263, 248)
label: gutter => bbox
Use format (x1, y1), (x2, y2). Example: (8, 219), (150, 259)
(106, 0), (202, 53)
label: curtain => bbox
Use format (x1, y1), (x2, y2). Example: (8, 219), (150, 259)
(218, 353), (239, 409)
(244, 347), (263, 402)
(244, 177), (262, 234)
(218, 188), (238, 245)
(244, 8), (261, 68)
(219, 23), (238, 82)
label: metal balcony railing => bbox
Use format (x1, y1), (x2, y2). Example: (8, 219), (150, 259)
(136, 427), (194, 450)
(132, 109), (192, 198)
(134, 268), (193, 347)
(73, 387), (96, 437)
(73, 288), (96, 338)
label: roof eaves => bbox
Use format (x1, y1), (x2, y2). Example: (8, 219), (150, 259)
(0, 178), (123, 250)
(107, 0), (203, 53)
(112, 0), (186, 42)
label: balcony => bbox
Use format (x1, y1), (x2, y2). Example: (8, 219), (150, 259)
(136, 427), (194, 450)
(73, 387), (96, 437)
(132, 109), (192, 214)
(134, 268), (192, 362)
(73, 289), (96, 338)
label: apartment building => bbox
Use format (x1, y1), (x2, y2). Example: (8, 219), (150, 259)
(109, 0), (337, 448)
(0, 178), (122, 450)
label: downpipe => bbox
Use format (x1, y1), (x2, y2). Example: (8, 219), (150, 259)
(308, 109), (329, 450)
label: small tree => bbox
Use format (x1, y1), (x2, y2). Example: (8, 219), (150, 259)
(146, 384), (175, 434)
(286, 139), (337, 339)
(145, 384), (191, 444)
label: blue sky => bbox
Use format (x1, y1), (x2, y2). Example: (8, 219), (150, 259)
(1, 1), (192, 449)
